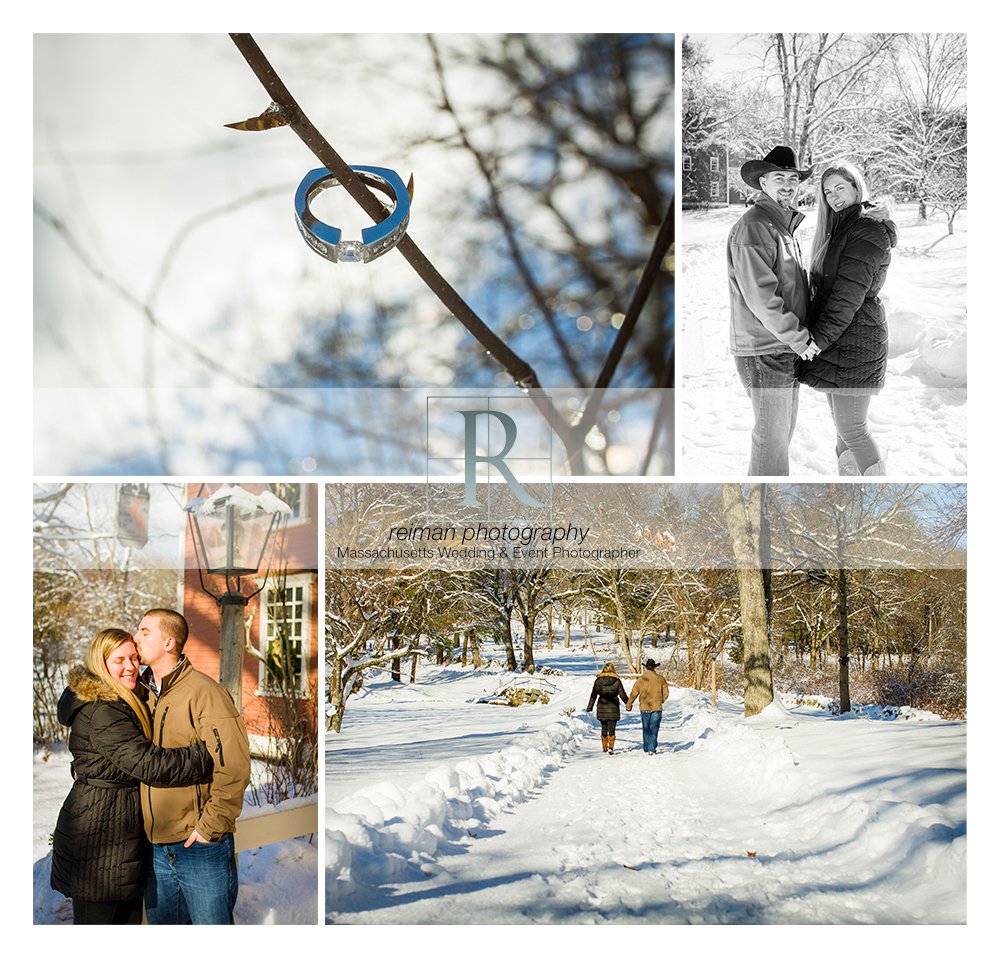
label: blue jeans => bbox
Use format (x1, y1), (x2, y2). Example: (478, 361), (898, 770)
(144, 833), (238, 924)
(735, 352), (799, 476)
(640, 710), (662, 753)
(827, 392), (880, 473)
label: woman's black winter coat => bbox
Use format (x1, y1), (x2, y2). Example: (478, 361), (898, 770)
(50, 666), (214, 904)
(798, 202), (897, 393)
(586, 674), (628, 721)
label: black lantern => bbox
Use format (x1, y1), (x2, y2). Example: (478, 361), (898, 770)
(185, 485), (291, 708)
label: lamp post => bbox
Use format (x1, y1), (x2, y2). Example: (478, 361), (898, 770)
(185, 485), (291, 710)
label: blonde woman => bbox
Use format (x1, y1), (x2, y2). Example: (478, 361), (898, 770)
(585, 662), (628, 755)
(797, 161), (898, 476)
(50, 628), (214, 925)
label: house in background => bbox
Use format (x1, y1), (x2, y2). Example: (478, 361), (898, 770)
(181, 482), (319, 749)
(683, 144), (761, 207)
(682, 144), (731, 208)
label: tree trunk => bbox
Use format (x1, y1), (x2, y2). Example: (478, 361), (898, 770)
(469, 628), (481, 669)
(564, 619), (571, 648)
(721, 484), (774, 717)
(837, 566), (851, 713)
(461, 630), (468, 667)
(501, 616), (517, 671)
(391, 637), (401, 682)
(522, 617), (536, 672)
(410, 652), (417, 684)
(327, 661), (344, 732)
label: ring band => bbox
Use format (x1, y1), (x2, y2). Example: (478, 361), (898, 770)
(294, 165), (410, 263)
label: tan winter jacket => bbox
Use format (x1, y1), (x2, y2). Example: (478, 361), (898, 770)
(627, 669), (670, 712)
(727, 194), (811, 357)
(140, 656), (251, 844)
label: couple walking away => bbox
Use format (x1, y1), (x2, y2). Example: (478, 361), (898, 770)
(728, 145), (897, 477)
(586, 660), (670, 755)
(50, 609), (252, 925)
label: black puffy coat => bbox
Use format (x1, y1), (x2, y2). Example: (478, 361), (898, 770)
(50, 666), (214, 903)
(798, 202), (897, 393)
(586, 674), (627, 721)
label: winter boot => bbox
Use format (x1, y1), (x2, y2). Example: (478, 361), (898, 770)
(601, 735), (609, 752)
(837, 450), (860, 476)
(862, 459), (887, 476)
(608, 735), (616, 755)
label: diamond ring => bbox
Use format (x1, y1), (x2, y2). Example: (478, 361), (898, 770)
(294, 165), (410, 263)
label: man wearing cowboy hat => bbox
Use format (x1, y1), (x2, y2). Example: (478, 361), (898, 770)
(727, 145), (820, 475)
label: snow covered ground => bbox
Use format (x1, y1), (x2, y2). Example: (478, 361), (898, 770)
(679, 204), (967, 476)
(326, 639), (966, 924)
(32, 751), (317, 924)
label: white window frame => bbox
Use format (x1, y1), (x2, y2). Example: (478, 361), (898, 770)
(709, 154), (720, 172)
(256, 573), (312, 697)
(267, 482), (310, 528)
(710, 180), (720, 199)
(682, 153), (692, 172)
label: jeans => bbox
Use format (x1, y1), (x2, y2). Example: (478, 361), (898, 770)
(144, 832), (238, 925)
(735, 352), (799, 476)
(640, 710), (662, 753)
(827, 392), (880, 473)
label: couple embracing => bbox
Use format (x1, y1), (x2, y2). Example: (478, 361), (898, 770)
(728, 145), (897, 477)
(50, 610), (251, 924)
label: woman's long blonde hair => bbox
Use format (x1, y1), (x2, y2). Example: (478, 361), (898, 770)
(601, 662), (618, 676)
(809, 160), (870, 277)
(85, 628), (152, 739)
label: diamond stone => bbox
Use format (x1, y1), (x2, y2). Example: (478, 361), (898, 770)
(337, 241), (365, 263)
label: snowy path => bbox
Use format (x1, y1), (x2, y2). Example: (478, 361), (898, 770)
(328, 689), (966, 924)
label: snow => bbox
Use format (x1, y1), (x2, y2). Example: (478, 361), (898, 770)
(680, 204), (966, 476)
(32, 748), (317, 925)
(326, 640), (965, 924)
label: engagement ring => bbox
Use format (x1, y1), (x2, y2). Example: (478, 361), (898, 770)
(294, 165), (410, 263)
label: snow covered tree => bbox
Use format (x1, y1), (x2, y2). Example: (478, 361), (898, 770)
(33, 483), (181, 743)
(772, 483), (930, 713)
(882, 34), (967, 225)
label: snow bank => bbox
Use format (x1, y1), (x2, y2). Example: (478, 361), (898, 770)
(326, 717), (588, 907)
(779, 690), (942, 721)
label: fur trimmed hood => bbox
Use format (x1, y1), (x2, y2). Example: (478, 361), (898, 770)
(57, 665), (121, 727)
(68, 664), (120, 703)
(859, 201), (898, 248)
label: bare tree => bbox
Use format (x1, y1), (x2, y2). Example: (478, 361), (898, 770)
(883, 34), (967, 224)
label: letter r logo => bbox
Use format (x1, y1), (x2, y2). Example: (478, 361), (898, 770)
(460, 410), (544, 508)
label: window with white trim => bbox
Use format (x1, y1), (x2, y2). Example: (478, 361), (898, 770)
(710, 180), (720, 198)
(709, 155), (720, 172)
(267, 483), (308, 525)
(258, 574), (312, 696)
(682, 154), (692, 171)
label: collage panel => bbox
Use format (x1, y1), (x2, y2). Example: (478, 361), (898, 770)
(325, 481), (966, 923)
(32, 481), (319, 924)
(33, 33), (675, 479)
(679, 33), (967, 477)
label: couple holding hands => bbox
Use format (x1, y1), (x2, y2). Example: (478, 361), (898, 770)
(728, 145), (897, 477)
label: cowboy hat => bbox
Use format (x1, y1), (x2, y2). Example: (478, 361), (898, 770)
(740, 146), (813, 190)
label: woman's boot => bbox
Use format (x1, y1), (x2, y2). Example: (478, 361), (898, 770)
(837, 450), (860, 476)
(601, 735), (608, 752)
(608, 735), (616, 755)
(862, 460), (887, 476)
